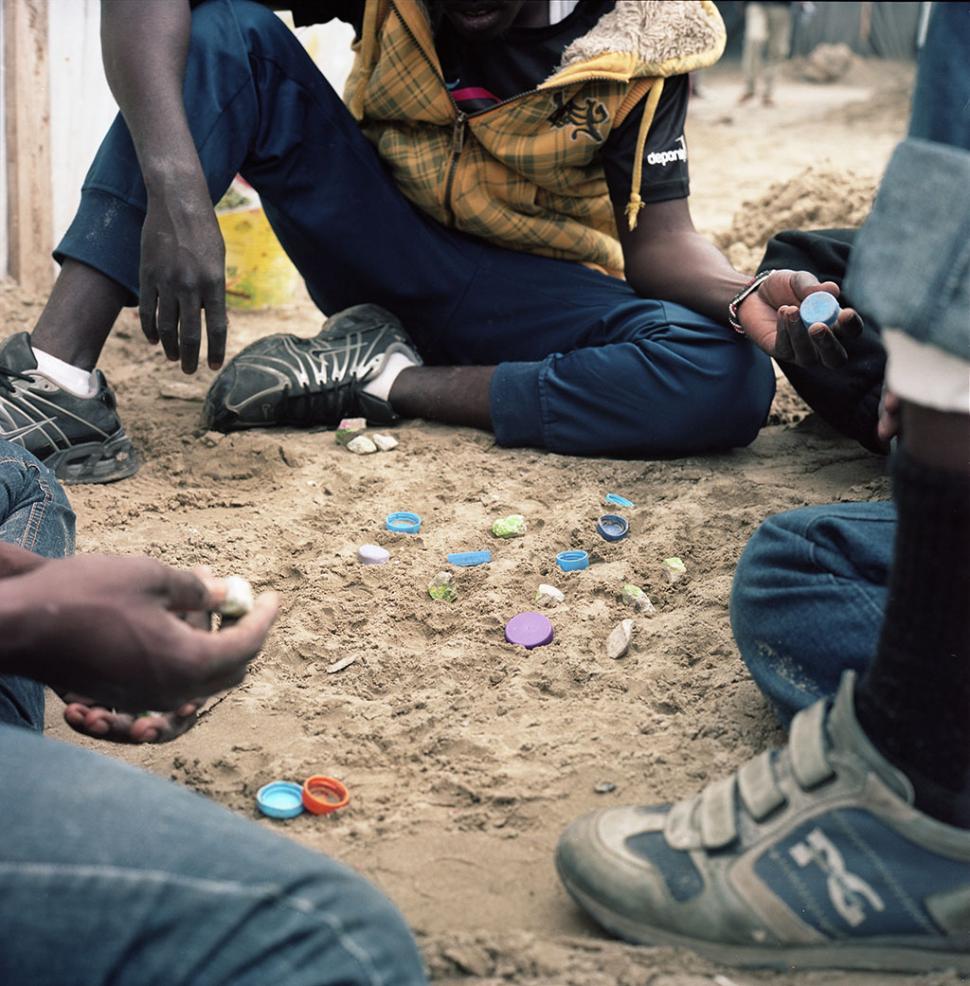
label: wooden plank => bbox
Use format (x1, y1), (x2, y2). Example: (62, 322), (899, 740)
(4, 0), (52, 292)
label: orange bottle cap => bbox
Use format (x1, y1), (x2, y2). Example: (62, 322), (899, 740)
(302, 775), (350, 815)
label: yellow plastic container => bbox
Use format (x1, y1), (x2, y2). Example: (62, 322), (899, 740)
(216, 178), (300, 311)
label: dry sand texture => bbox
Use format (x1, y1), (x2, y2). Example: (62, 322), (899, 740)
(5, 60), (956, 985)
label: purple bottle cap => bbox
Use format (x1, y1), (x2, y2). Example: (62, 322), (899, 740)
(505, 612), (554, 649)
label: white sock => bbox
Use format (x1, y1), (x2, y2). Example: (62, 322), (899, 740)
(32, 347), (99, 398)
(362, 350), (418, 403)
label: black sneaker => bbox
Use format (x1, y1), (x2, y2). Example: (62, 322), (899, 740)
(0, 333), (138, 484)
(201, 304), (421, 433)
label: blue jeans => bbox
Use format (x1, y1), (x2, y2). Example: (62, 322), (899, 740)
(0, 443), (426, 985)
(55, 0), (774, 458)
(845, 1), (970, 360)
(730, 501), (895, 726)
(0, 442), (74, 730)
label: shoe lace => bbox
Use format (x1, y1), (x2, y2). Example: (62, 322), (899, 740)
(280, 374), (361, 426)
(0, 365), (32, 395)
(665, 700), (835, 852)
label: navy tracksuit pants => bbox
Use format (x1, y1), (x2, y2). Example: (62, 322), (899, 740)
(56, 0), (774, 457)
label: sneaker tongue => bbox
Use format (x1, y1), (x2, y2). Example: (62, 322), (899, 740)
(827, 671), (915, 804)
(0, 332), (39, 372)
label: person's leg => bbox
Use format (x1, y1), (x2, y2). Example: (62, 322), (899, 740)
(762, 4), (792, 104)
(739, 4), (766, 101)
(730, 500), (894, 727)
(0, 725), (426, 985)
(395, 250), (775, 457)
(0, 441), (75, 731)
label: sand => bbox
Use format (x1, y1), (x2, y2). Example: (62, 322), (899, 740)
(7, 60), (957, 985)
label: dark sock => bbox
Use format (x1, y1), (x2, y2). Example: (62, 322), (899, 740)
(855, 449), (970, 828)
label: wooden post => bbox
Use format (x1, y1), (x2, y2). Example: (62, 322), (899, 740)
(4, 0), (53, 293)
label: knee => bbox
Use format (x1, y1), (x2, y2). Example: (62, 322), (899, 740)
(710, 342), (775, 449)
(298, 867), (426, 984)
(189, 0), (288, 55)
(0, 446), (75, 557)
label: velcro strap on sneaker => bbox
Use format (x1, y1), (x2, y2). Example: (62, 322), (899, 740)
(737, 750), (786, 821)
(700, 775), (738, 849)
(789, 699), (836, 789)
(664, 794), (704, 851)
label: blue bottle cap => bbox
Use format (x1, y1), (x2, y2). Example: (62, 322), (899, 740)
(256, 780), (305, 819)
(447, 550), (492, 567)
(557, 550), (590, 572)
(604, 492), (635, 508)
(799, 291), (841, 330)
(596, 514), (630, 542)
(386, 511), (421, 534)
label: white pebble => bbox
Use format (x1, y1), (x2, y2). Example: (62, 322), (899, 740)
(535, 584), (565, 607)
(347, 435), (378, 455)
(357, 543), (390, 565)
(606, 619), (635, 660)
(372, 433), (399, 451)
(219, 576), (254, 618)
(326, 655), (358, 674)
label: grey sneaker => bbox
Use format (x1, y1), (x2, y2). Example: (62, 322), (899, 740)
(556, 672), (970, 973)
(0, 333), (138, 484)
(201, 304), (420, 432)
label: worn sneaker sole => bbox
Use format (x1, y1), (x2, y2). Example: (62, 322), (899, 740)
(42, 428), (140, 485)
(557, 860), (970, 974)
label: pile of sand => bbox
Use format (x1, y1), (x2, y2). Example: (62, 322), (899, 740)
(714, 167), (878, 272)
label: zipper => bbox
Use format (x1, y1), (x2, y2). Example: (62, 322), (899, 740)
(386, 1), (627, 226)
(443, 111), (467, 225)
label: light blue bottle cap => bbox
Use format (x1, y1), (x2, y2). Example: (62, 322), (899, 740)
(557, 550), (590, 572)
(257, 781), (305, 819)
(386, 511), (421, 534)
(604, 492), (635, 508)
(799, 291), (841, 329)
(596, 514), (630, 542)
(447, 550), (492, 567)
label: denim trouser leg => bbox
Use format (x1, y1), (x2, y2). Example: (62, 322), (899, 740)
(730, 501), (896, 726)
(55, 0), (774, 458)
(0, 441), (76, 731)
(0, 725), (426, 985)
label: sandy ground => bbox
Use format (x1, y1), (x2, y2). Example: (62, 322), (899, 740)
(6, 58), (959, 985)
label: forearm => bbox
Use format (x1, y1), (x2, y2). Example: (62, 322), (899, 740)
(100, 0), (203, 193)
(625, 230), (747, 324)
(0, 574), (42, 679)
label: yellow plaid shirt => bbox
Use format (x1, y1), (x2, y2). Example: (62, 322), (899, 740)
(344, 1), (725, 277)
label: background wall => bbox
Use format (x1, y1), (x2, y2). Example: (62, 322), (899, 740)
(3, 0), (356, 276)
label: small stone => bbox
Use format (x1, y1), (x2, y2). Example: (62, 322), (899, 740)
(594, 781), (617, 794)
(219, 576), (254, 618)
(372, 433), (399, 452)
(428, 571), (457, 603)
(326, 654), (357, 674)
(357, 544), (390, 565)
(159, 381), (204, 402)
(491, 514), (527, 539)
(335, 418), (367, 445)
(621, 583), (656, 614)
(346, 435), (378, 455)
(535, 583), (565, 607)
(606, 618), (634, 659)
(662, 557), (687, 584)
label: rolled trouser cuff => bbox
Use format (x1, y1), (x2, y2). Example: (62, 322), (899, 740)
(490, 358), (548, 448)
(53, 187), (143, 306)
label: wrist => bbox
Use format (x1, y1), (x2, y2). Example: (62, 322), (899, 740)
(727, 270), (774, 335)
(0, 576), (43, 678)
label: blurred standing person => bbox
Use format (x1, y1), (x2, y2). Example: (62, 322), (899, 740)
(739, 1), (795, 106)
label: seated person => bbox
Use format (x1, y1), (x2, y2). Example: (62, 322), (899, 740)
(0, 442), (426, 984)
(0, 0), (857, 481)
(555, 3), (970, 972)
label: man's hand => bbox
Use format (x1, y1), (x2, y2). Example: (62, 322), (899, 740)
(6, 555), (277, 713)
(739, 270), (863, 367)
(139, 181), (228, 373)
